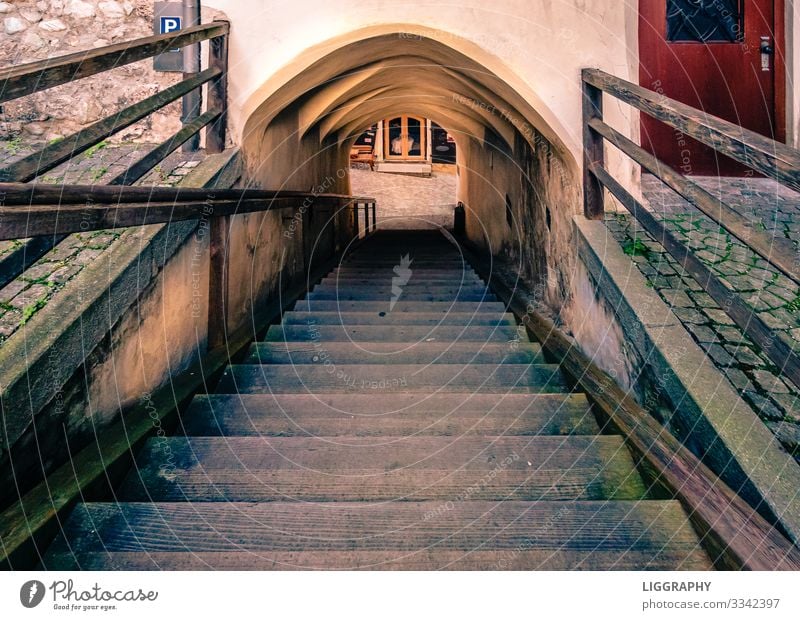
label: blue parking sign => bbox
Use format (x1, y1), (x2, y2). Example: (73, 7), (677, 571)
(160, 16), (181, 35)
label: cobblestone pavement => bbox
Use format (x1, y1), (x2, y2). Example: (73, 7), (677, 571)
(606, 174), (800, 463)
(0, 141), (205, 342)
(350, 165), (457, 229)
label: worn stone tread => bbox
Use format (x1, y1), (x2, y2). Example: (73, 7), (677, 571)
(43, 501), (710, 570)
(215, 364), (567, 393)
(280, 311), (517, 326)
(119, 435), (647, 502)
(180, 393), (598, 436)
(41, 548), (713, 570)
(244, 341), (543, 364)
(265, 324), (521, 342)
(293, 300), (506, 312)
(307, 291), (496, 301)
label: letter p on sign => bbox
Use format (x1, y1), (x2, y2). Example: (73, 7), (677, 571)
(160, 16), (181, 35)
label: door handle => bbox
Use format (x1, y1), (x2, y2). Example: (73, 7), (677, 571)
(760, 36), (773, 72)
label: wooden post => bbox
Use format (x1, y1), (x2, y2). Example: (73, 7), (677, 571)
(363, 202), (369, 235)
(207, 215), (229, 350)
(353, 202), (360, 239)
(582, 72), (605, 219)
(371, 201), (376, 232)
(205, 28), (228, 154)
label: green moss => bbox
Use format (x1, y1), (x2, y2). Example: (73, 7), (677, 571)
(82, 140), (108, 158)
(3, 136), (23, 154)
(20, 297), (48, 325)
(622, 238), (650, 258)
(90, 166), (109, 181)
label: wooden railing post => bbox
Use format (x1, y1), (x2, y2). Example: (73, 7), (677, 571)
(582, 71), (605, 219)
(353, 201), (360, 238)
(371, 201), (376, 232)
(363, 202), (369, 235)
(207, 215), (230, 350)
(205, 27), (229, 154)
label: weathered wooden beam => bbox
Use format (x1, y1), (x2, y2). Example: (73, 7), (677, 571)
(582, 78), (605, 219)
(0, 199), (288, 240)
(582, 68), (800, 193)
(0, 237), (59, 288)
(0, 195), (375, 240)
(0, 182), (371, 206)
(588, 117), (800, 286)
(0, 68), (221, 183)
(461, 240), (800, 570)
(205, 30), (229, 154)
(0, 22), (229, 104)
(592, 163), (800, 391)
(207, 215), (230, 350)
(108, 109), (221, 186)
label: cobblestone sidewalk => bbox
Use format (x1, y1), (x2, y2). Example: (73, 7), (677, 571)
(606, 174), (800, 463)
(0, 141), (205, 342)
(350, 166), (457, 229)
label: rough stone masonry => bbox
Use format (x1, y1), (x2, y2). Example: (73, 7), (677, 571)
(0, 0), (182, 143)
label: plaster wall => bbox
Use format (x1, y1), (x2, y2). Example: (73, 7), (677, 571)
(210, 0), (639, 171)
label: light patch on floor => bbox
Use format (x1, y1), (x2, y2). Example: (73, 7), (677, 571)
(350, 166), (457, 230)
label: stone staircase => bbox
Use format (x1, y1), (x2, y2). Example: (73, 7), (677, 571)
(43, 230), (713, 570)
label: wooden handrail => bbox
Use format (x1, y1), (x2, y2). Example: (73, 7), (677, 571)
(588, 116), (800, 284)
(0, 190), (377, 241)
(591, 162), (800, 390)
(108, 109), (222, 185)
(0, 182), (376, 206)
(582, 68), (800, 192)
(581, 68), (800, 391)
(0, 22), (229, 104)
(0, 68), (222, 183)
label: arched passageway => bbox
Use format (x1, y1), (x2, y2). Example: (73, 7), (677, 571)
(238, 30), (581, 308)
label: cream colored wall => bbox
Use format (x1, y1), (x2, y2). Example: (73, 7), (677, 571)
(208, 0), (640, 169)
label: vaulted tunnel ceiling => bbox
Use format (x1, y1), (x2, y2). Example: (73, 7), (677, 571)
(241, 33), (576, 163)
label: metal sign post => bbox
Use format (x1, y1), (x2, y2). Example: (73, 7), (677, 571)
(153, 2), (184, 72)
(153, 1), (201, 152)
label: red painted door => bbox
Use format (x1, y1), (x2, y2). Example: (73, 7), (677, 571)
(639, 0), (780, 175)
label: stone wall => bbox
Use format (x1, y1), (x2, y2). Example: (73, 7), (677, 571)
(0, 0), (182, 143)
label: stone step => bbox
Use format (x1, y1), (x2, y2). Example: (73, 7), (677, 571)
(293, 300), (507, 313)
(332, 267), (478, 276)
(244, 341), (541, 365)
(180, 392), (598, 436)
(280, 311), (517, 326)
(42, 501), (712, 570)
(307, 291), (496, 301)
(322, 276), (484, 286)
(266, 324), (523, 342)
(343, 260), (468, 266)
(215, 364), (568, 394)
(311, 283), (490, 294)
(119, 435), (648, 502)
